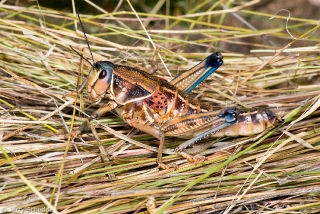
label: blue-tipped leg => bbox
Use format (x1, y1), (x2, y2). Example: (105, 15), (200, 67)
(171, 52), (223, 94)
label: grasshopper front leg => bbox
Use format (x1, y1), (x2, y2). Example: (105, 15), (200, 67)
(72, 101), (118, 138)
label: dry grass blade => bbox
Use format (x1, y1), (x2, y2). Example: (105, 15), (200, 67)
(0, 1), (320, 213)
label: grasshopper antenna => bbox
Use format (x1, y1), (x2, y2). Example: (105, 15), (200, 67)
(70, 45), (93, 67)
(76, 10), (95, 65)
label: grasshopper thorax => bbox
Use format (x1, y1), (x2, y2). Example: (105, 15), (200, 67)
(87, 61), (114, 103)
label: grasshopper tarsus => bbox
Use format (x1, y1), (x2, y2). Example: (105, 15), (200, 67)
(178, 151), (206, 163)
(157, 162), (178, 170)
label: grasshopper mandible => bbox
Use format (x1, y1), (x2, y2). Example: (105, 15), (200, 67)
(72, 51), (276, 167)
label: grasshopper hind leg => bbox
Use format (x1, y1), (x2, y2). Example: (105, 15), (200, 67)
(177, 108), (238, 163)
(161, 108), (238, 168)
(173, 121), (236, 164)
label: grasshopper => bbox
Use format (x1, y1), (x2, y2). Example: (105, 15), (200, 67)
(72, 51), (276, 168)
(70, 15), (277, 168)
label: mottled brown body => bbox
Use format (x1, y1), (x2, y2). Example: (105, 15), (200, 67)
(88, 62), (276, 141)
(79, 54), (277, 166)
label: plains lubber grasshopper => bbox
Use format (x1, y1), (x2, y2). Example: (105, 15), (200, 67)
(71, 51), (276, 168)
(69, 14), (277, 168)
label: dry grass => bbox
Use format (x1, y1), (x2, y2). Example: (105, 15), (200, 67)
(1, 1), (320, 213)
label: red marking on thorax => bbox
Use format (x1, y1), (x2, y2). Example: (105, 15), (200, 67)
(144, 89), (168, 111)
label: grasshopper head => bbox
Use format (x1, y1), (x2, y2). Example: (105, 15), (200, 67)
(87, 61), (114, 103)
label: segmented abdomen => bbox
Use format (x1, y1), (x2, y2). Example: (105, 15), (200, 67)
(212, 108), (276, 137)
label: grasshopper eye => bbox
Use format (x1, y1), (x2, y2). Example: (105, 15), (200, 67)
(99, 70), (107, 79)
